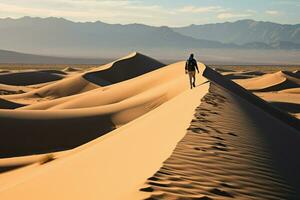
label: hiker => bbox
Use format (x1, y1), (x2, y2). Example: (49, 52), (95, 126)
(185, 54), (199, 89)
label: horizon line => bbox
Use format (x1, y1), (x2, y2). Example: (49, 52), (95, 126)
(1, 16), (299, 27)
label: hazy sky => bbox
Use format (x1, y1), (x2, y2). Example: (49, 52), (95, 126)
(0, 0), (299, 26)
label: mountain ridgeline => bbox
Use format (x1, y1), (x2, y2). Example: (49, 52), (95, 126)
(173, 19), (300, 45)
(0, 17), (299, 58)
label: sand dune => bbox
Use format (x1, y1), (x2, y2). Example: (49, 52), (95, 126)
(20, 62), (190, 110)
(138, 67), (300, 199)
(0, 98), (25, 109)
(0, 150), (71, 174)
(139, 83), (300, 200)
(236, 70), (300, 92)
(83, 52), (165, 86)
(0, 53), (206, 157)
(280, 87), (300, 94)
(0, 70), (66, 86)
(0, 83), (29, 96)
(0, 75), (208, 200)
(2, 73), (99, 105)
(232, 70), (300, 118)
(0, 54), (299, 200)
(2, 52), (163, 105)
(255, 91), (300, 118)
(63, 66), (82, 72)
(221, 70), (265, 79)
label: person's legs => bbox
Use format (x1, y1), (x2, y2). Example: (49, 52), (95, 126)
(188, 72), (193, 89)
(192, 71), (196, 87)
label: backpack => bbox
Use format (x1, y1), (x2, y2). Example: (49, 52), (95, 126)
(187, 59), (196, 71)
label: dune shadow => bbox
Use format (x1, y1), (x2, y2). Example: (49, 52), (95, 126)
(0, 164), (28, 174)
(270, 101), (300, 114)
(0, 98), (26, 109)
(83, 53), (164, 86)
(0, 71), (64, 86)
(0, 116), (116, 158)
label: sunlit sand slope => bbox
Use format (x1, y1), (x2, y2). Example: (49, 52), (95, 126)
(138, 67), (300, 200)
(0, 80), (208, 200)
(235, 70), (300, 92)
(0, 56), (205, 158)
(2, 52), (164, 105)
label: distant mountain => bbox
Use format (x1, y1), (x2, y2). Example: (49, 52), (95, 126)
(0, 49), (108, 64)
(173, 19), (300, 45)
(0, 17), (236, 58)
(0, 17), (299, 63)
(270, 41), (300, 49)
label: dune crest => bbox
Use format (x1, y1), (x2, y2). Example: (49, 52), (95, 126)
(236, 70), (300, 92)
(1, 52), (164, 105)
(83, 52), (165, 86)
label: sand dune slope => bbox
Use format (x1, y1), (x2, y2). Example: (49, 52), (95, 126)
(0, 98), (25, 109)
(254, 91), (300, 119)
(280, 87), (300, 94)
(139, 83), (300, 200)
(0, 59), (206, 157)
(83, 52), (164, 86)
(232, 70), (300, 119)
(2, 73), (99, 104)
(0, 82), (209, 200)
(1, 66), (299, 200)
(2, 52), (164, 105)
(138, 67), (300, 199)
(235, 70), (300, 92)
(63, 66), (81, 72)
(221, 70), (265, 80)
(0, 70), (66, 86)
(20, 61), (188, 111)
(0, 83), (31, 95)
(1, 61), (299, 200)
(236, 71), (300, 91)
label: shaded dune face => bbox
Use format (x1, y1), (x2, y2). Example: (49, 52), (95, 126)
(140, 68), (300, 200)
(205, 67), (300, 129)
(83, 52), (165, 86)
(0, 70), (66, 86)
(221, 70), (266, 80)
(0, 111), (115, 158)
(0, 98), (25, 109)
(232, 69), (300, 119)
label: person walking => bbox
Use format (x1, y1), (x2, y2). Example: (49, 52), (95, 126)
(185, 54), (199, 89)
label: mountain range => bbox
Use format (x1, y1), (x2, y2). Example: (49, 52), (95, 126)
(0, 17), (299, 58)
(0, 17), (299, 64)
(173, 19), (300, 45)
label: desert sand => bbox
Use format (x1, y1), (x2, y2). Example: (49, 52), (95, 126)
(0, 53), (299, 199)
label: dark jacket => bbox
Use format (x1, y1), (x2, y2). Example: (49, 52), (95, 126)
(185, 58), (199, 72)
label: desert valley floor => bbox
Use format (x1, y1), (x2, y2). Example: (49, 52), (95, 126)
(0, 53), (299, 200)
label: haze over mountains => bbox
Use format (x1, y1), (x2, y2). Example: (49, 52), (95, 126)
(0, 17), (299, 64)
(0, 49), (109, 64)
(174, 19), (300, 45)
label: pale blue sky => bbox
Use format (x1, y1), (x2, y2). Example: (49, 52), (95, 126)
(0, 0), (299, 26)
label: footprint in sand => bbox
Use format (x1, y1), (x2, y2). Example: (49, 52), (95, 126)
(209, 188), (234, 198)
(227, 132), (238, 137)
